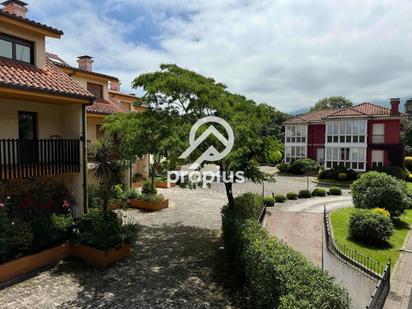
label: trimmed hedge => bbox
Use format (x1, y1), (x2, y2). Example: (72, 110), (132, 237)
(221, 193), (350, 308)
(405, 157), (412, 171)
(312, 188), (326, 197)
(286, 192), (298, 200)
(318, 166), (357, 181)
(329, 187), (342, 196)
(349, 209), (394, 245)
(298, 189), (312, 198)
(263, 196), (275, 207)
(277, 159), (320, 175)
(274, 194), (286, 203)
(352, 171), (409, 217)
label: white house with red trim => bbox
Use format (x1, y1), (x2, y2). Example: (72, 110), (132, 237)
(283, 99), (405, 171)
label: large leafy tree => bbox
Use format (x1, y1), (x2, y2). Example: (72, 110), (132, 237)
(132, 64), (283, 208)
(310, 96), (353, 111)
(103, 109), (187, 193)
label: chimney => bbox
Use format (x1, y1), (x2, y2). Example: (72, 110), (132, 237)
(390, 98), (400, 115)
(405, 98), (412, 117)
(2, 0), (28, 18)
(110, 81), (121, 92)
(77, 55), (93, 72)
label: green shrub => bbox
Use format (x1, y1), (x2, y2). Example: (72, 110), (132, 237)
(221, 194), (350, 308)
(352, 171), (409, 217)
(298, 190), (312, 198)
(232, 193), (263, 220)
(318, 166), (357, 180)
(88, 184), (103, 209)
(123, 188), (140, 200)
(288, 158), (320, 175)
(0, 209), (33, 263)
(263, 196), (275, 206)
(329, 187), (342, 196)
(405, 157), (412, 171)
(277, 162), (290, 173)
(73, 209), (123, 250)
(312, 188), (326, 197)
(407, 174), (412, 183)
(349, 209), (394, 245)
(373, 165), (409, 180)
(274, 194), (286, 203)
(372, 208), (391, 218)
(337, 172), (348, 181)
(286, 192), (298, 200)
(142, 179), (157, 195)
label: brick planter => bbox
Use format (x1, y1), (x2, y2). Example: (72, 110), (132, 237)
(128, 198), (169, 211)
(72, 243), (130, 269)
(0, 243), (71, 284)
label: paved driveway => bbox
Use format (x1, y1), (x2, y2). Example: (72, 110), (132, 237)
(0, 174), (350, 308)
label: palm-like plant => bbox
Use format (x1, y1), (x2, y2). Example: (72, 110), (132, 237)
(88, 138), (125, 212)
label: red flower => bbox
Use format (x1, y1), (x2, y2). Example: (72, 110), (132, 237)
(63, 200), (70, 209)
(0, 203), (5, 209)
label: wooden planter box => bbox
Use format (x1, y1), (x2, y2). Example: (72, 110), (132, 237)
(0, 243), (71, 284)
(72, 243), (130, 269)
(154, 180), (176, 188)
(132, 181), (144, 188)
(128, 198), (169, 211)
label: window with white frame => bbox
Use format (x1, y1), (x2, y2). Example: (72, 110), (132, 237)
(326, 120), (367, 144)
(285, 125), (307, 143)
(371, 150), (384, 168)
(285, 145), (306, 163)
(325, 147), (366, 170)
(372, 123), (385, 144)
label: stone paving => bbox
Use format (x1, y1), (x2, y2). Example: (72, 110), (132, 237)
(385, 230), (412, 309)
(0, 174), (351, 308)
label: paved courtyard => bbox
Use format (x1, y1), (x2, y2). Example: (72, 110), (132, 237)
(0, 174), (351, 308)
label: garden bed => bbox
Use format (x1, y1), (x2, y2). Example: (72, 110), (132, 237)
(0, 243), (71, 284)
(129, 198), (169, 211)
(154, 180), (176, 188)
(330, 208), (412, 270)
(72, 243), (130, 269)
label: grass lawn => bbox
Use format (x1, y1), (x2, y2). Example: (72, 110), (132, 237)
(330, 207), (412, 270)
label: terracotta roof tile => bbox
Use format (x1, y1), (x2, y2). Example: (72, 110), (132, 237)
(46, 53), (119, 82)
(86, 98), (130, 115)
(0, 58), (94, 99)
(324, 103), (392, 119)
(0, 10), (63, 35)
(285, 103), (398, 124)
(285, 109), (337, 123)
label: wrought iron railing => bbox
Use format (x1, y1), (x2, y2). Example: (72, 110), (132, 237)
(323, 206), (391, 308)
(0, 139), (81, 180)
(258, 205), (266, 224)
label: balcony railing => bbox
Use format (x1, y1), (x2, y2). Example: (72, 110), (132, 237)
(0, 139), (80, 180)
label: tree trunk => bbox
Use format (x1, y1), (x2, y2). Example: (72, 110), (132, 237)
(225, 182), (235, 209)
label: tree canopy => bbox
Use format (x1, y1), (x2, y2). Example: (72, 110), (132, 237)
(109, 64), (285, 208)
(310, 96), (353, 111)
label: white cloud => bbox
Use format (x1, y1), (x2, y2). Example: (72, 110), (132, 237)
(28, 0), (412, 112)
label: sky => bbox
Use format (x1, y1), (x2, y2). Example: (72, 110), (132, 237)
(28, 0), (412, 113)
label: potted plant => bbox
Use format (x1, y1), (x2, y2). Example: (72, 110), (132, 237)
(72, 138), (138, 268)
(127, 180), (169, 211)
(108, 184), (126, 210)
(71, 209), (139, 268)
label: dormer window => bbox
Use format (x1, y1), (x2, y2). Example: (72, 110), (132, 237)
(0, 33), (33, 64)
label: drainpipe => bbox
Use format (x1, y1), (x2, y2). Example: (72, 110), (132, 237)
(82, 103), (89, 214)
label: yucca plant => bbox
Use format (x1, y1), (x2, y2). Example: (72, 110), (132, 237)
(88, 138), (125, 212)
